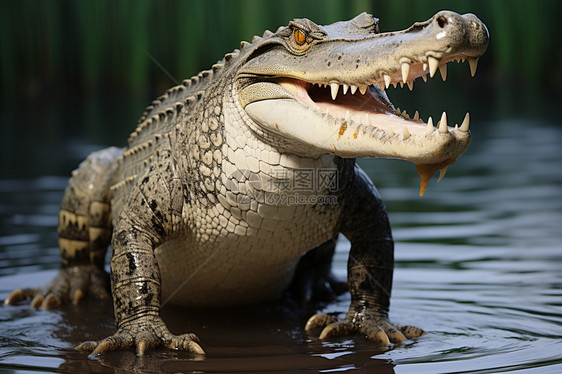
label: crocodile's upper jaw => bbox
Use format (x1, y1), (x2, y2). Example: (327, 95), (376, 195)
(236, 10), (489, 195)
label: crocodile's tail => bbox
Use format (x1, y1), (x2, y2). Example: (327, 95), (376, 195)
(58, 147), (122, 269)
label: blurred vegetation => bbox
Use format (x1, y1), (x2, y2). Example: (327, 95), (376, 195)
(1, 0), (561, 145)
(3, 0), (560, 96)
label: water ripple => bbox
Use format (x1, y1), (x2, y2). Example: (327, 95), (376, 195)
(1, 120), (561, 372)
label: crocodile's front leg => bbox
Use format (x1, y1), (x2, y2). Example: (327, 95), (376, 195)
(76, 148), (204, 356)
(76, 208), (203, 356)
(306, 165), (425, 345)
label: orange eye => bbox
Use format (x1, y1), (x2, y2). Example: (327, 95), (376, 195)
(294, 29), (306, 45)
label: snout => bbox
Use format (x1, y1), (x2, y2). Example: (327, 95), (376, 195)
(430, 10), (489, 57)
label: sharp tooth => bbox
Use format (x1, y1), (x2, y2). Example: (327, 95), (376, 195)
(437, 165), (449, 183)
(395, 107), (401, 115)
(428, 56), (439, 78)
(384, 74), (391, 89)
(402, 110), (409, 119)
(407, 80), (414, 91)
(423, 63), (428, 71)
(459, 112), (470, 132)
(330, 83), (339, 100)
(402, 126), (411, 140)
(422, 74), (428, 82)
(399, 81), (404, 88)
(439, 64), (447, 81)
(468, 57), (479, 77)
(401, 63), (410, 83)
(439, 111), (448, 133)
(350, 85), (358, 94)
(425, 117), (434, 134)
(342, 84), (349, 95)
(359, 85), (367, 95)
(413, 110), (420, 121)
(392, 82), (398, 89)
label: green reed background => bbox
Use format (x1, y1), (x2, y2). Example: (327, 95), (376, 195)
(3, 0), (560, 95)
(0, 0), (560, 153)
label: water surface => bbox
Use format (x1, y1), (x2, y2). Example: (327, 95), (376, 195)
(1, 118), (561, 373)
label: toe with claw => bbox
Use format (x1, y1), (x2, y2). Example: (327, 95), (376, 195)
(4, 265), (109, 309)
(305, 312), (425, 346)
(75, 315), (205, 356)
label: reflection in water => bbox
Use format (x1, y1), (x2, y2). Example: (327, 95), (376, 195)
(0, 119), (561, 372)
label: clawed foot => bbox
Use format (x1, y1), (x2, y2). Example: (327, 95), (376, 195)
(305, 313), (425, 346)
(75, 316), (204, 356)
(4, 265), (109, 309)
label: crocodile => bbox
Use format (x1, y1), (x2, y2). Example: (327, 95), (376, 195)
(5, 11), (488, 356)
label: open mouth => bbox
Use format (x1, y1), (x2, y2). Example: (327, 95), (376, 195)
(277, 54), (476, 139)
(272, 54), (478, 195)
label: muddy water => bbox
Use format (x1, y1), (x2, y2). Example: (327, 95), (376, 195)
(1, 118), (561, 373)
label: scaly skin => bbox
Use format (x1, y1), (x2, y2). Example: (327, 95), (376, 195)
(5, 11), (488, 356)
(304, 167), (425, 342)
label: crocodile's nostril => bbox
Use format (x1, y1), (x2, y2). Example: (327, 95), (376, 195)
(437, 15), (448, 28)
